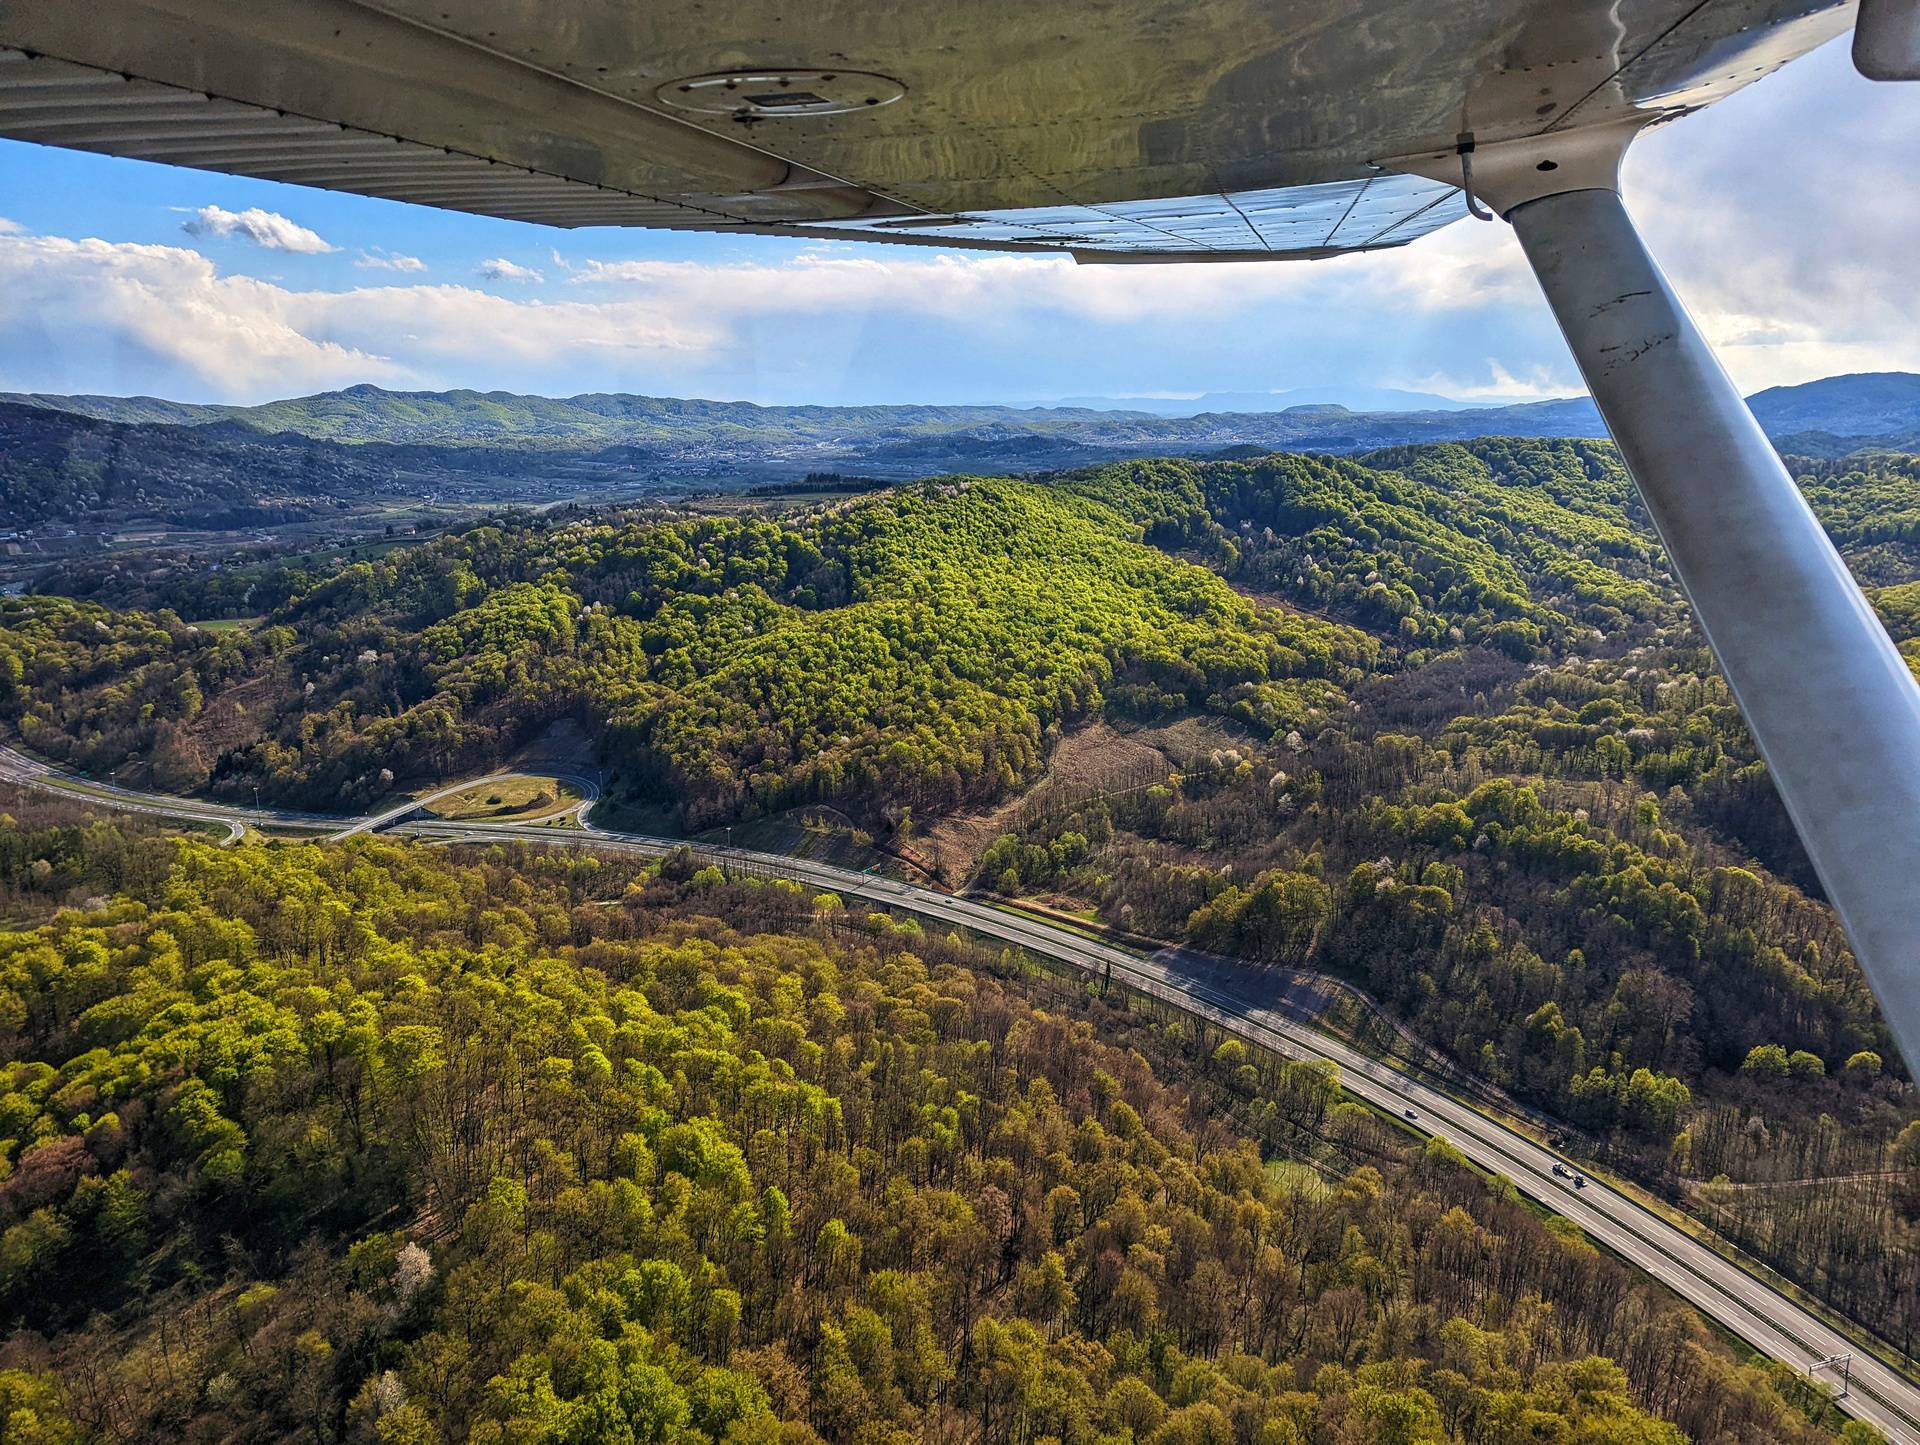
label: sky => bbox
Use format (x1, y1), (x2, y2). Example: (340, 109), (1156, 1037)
(0, 36), (1915, 409)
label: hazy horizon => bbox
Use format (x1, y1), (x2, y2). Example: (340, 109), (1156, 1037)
(14, 367), (1920, 421)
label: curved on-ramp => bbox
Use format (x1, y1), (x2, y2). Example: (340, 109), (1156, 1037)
(330, 770), (601, 839)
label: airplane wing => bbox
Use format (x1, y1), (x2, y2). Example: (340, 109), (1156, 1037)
(0, 0), (1853, 260)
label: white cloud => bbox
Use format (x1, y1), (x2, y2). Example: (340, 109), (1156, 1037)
(0, 232), (402, 399)
(0, 217), (22, 235)
(1621, 38), (1920, 392)
(2, 45), (1913, 410)
(0, 220), (1600, 405)
(479, 257), (544, 283)
(0, 227), (753, 401)
(0, 217), (1559, 404)
(356, 249), (427, 273)
(563, 232), (1535, 329)
(1410, 360), (1575, 403)
(180, 204), (337, 255)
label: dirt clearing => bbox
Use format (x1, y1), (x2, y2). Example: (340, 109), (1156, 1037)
(917, 719), (1200, 884)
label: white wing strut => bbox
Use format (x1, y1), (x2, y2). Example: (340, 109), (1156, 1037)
(1489, 164), (1920, 1071)
(1393, 120), (1920, 1071)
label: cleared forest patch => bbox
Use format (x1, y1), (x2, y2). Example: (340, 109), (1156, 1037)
(917, 718), (1218, 884)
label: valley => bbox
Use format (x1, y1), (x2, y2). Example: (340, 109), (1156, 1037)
(1, 0), (1913, 1430)
(4, 373), (1918, 580)
(4, 407), (1919, 1442)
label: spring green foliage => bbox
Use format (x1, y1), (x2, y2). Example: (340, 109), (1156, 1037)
(956, 727), (1920, 1342)
(4, 437), (1919, 1381)
(2, 440), (1913, 1130)
(622, 479), (1368, 823)
(1876, 580), (1920, 680)
(0, 818), (1852, 1441)
(952, 447), (1920, 1348)
(7, 445), (1913, 827)
(1056, 444), (1674, 656)
(0, 476), (1372, 824)
(1792, 453), (1920, 582)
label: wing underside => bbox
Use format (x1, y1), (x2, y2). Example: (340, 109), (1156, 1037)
(0, 0), (1855, 258)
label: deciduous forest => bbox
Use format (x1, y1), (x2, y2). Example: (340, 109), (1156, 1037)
(3, 437), (1919, 1433)
(0, 794), (1881, 1441)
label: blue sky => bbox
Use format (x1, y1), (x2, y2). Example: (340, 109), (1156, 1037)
(0, 36), (1914, 408)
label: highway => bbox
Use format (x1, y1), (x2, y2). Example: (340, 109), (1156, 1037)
(0, 743), (341, 835)
(2, 744), (1915, 1440)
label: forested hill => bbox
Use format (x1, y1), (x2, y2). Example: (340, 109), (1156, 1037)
(3, 384), (1180, 445)
(1, 469), (1380, 821)
(6, 437), (1920, 1349)
(6, 441), (1916, 826)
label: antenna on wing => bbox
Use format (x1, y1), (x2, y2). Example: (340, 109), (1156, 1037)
(1455, 135), (1496, 221)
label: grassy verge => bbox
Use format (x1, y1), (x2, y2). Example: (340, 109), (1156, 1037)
(424, 776), (583, 823)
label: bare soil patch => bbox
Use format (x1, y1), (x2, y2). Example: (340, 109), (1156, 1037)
(189, 670), (276, 756)
(1132, 714), (1259, 767)
(509, 718), (601, 779)
(917, 719), (1195, 885)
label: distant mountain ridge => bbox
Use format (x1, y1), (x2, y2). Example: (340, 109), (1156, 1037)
(11, 372), (1915, 458)
(1744, 372), (1920, 438)
(1, 372), (1914, 537)
(0, 384), (1173, 449)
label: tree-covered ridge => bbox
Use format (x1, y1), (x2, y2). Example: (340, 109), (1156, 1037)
(0, 814), (1863, 1443)
(15, 371), (1920, 451)
(624, 480), (1368, 823)
(1790, 453), (1920, 584)
(861, 446), (1920, 679)
(5, 443), (1908, 830)
(0, 477), (1374, 824)
(1059, 445), (1915, 663)
(1058, 444), (1674, 659)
